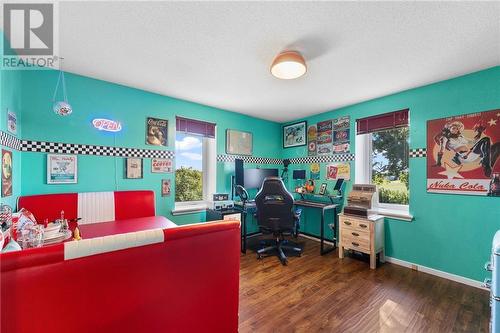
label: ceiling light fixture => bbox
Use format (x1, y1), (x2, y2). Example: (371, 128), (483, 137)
(270, 51), (307, 80)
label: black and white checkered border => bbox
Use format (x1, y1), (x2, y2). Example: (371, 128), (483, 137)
(289, 154), (355, 164)
(217, 153), (355, 165)
(409, 148), (426, 158)
(217, 154), (282, 164)
(20, 139), (174, 159)
(0, 131), (21, 150)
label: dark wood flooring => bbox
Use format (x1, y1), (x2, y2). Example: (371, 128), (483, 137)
(239, 236), (490, 333)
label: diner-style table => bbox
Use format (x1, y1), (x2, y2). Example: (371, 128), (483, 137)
(76, 216), (178, 239)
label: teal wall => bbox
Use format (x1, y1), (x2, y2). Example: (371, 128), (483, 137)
(282, 66), (500, 282)
(15, 70), (282, 226)
(0, 68), (22, 209)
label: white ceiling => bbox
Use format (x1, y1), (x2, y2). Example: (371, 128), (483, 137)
(57, 1), (500, 123)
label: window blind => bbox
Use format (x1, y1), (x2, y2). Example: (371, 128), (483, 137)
(176, 117), (216, 138)
(356, 109), (409, 135)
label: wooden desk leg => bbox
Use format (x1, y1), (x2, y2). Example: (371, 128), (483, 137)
(370, 254), (376, 269)
(339, 245), (344, 259)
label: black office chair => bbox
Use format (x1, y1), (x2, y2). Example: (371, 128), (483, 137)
(254, 177), (302, 265)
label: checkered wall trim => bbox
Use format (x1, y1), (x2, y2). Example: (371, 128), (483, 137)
(409, 148), (427, 158)
(217, 153), (355, 165)
(19, 139), (174, 158)
(0, 131), (21, 150)
(289, 154), (355, 164)
(217, 154), (282, 164)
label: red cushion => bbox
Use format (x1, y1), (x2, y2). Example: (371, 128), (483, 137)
(114, 190), (155, 220)
(0, 221), (240, 333)
(17, 193), (78, 223)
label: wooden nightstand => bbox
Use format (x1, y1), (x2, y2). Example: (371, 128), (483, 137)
(338, 213), (385, 269)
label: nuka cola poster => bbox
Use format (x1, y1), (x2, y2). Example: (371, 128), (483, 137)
(427, 109), (500, 196)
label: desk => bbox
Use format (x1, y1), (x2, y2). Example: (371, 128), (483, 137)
(206, 208), (251, 253)
(294, 200), (338, 255)
(78, 216), (177, 239)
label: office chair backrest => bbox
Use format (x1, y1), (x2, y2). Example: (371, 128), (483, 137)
(255, 177), (295, 233)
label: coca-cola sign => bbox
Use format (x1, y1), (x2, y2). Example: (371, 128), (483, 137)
(92, 118), (122, 132)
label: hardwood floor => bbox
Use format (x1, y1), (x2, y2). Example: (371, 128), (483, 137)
(239, 236), (490, 333)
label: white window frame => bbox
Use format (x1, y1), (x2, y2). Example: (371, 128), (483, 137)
(355, 131), (412, 221)
(173, 133), (216, 215)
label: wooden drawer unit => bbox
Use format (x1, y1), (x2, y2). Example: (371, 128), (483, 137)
(339, 214), (385, 269)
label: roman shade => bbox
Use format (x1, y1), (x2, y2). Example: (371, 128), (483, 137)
(356, 109), (409, 135)
(176, 117), (216, 138)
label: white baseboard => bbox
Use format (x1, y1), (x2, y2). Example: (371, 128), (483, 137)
(385, 256), (487, 290)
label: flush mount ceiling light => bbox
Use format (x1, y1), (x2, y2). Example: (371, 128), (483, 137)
(270, 51), (307, 80)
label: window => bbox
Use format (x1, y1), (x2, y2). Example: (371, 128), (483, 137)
(175, 132), (204, 202)
(174, 118), (216, 214)
(371, 127), (409, 205)
(355, 110), (411, 219)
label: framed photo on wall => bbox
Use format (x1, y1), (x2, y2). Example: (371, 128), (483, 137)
(47, 154), (78, 184)
(146, 117), (168, 147)
(125, 158), (143, 179)
(226, 129), (253, 155)
(283, 121), (307, 148)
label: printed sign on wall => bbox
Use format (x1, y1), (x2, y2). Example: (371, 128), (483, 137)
(2, 150), (13, 197)
(427, 109), (500, 196)
(152, 158), (173, 173)
(332, 116), (350, 154)
(326, 162), (351, 181)
(317, 120), (333, 155)
(47, 154), (78, 184)
(307, 124), (317, 156)
(146, 117), (168, 147)
(7, 110), (17, 135)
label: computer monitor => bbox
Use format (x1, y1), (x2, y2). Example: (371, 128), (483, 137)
(244, 168), (279, 189)
(292, 170), (306, 180)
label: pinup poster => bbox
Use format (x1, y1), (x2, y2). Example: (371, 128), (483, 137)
(146, 117), (168, 146)
(427, 109), (500, 196)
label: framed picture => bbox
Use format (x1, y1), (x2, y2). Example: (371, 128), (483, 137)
(283, 121), (307, 148)
(47, 154), (78, 184)
(226, 129), (253, 155)
(161, 179), (171, 197)
(319, 183), (328, 195)
(125, 158), (143, 179)
(2, 150), (13, 197)
(146, 117), (168, 146)
(152, 158), (173, 173)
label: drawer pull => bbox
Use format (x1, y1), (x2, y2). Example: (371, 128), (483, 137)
(351, 242), (359, 247)
(344, 221), (352, 226)
(359, 224), (368, 229)
(351, 232), (360, 237)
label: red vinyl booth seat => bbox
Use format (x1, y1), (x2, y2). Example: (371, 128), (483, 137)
(1, 220), (240, 333)
(17, 190), (156, 223)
